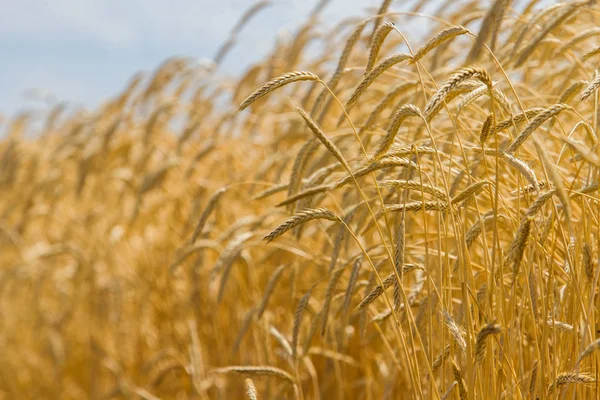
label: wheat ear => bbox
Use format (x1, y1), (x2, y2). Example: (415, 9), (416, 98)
(296, 107), (351, 171)
(292, 283), (317, 360)
(263, 208), (339, 242)
(245, 378), (258, 400)
(468, 0), (509, 61)
(372, 105), (423, 160)
(424, 66), (492, 121)
(505, 103), (571, 153)
(474, 324), (501, 364)
(353, 272), (396, 313)
(190, 187), (228, 244)
(366, 22), (396, 73)
(414, 25), (470, 63)
(238, 71), (320, 111)
(450, 360), (468, 400)
(547, 372), (595, 394)
(211, 366), (295, 385)
(337, 53), (412, 125)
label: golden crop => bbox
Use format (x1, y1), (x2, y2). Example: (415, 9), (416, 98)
(2, 0), (600, 398)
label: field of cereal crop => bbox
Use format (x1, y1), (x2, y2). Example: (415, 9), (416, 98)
(3, 0), (600, 398)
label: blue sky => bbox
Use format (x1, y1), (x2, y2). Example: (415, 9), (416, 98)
(1, 0), (383, 117)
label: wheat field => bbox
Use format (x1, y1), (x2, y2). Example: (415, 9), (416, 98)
(3, 0), (600, 398)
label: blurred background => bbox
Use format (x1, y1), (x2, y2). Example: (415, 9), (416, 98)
(1, 0), (383, 116)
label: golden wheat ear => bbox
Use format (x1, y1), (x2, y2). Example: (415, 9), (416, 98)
(238, 71), (320, 111)
(263, 208), (339, 242)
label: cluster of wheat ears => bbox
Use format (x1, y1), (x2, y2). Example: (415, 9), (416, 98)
(4, 0), (600, 398)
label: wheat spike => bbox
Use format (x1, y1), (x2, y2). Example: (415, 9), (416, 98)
(468, 0), (509, 61)
(238, 71), (320, 111)
(190, 187), (228, 244)
(547, 372), (595, 394)
(297, 107), (351, 171)
(338, 53), (412, 123)
(366, 22), (396, 73)
(253, 183), (289, 201)
(276, 184), (332, 207)
(442, 309), (467, 353)
(245, 378), (258, 400)
(263, 208), (339, 242)
(583, 242), (594, 281)
(211, 366), (295, 385)
(257, 264), (288, 318)
(450, 360), (468, 400)
(393, 217), (405, 311)
(424, 66), (492, 121)
(581, 73), (600, 101)
(341, 257), (363, 317)
(311, 19), (368, 115)
(505, 103), (571, 153)
(320, 267), (345, 335)
(382, 179), (447, 201)
(372, 104), (423, 160)
(451, 180), (491, 205)
(353, 273), (396, 313)
(474, 324), (501, 364)
(413, 25), (470, 63)
(384, 201), (448, 213)
(292, 283), (317, 360)
(514, 1), (586, 67)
